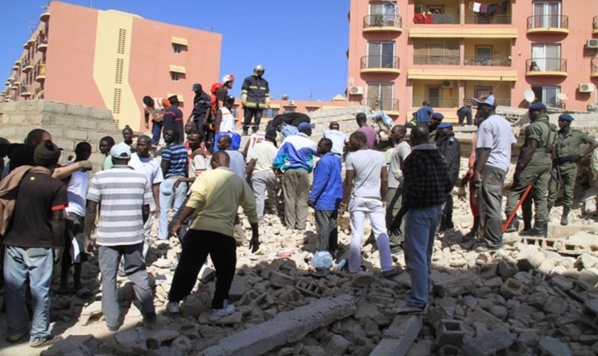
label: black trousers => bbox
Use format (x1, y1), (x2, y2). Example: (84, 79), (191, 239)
(168, 229), (236, 309)
(243, 107), (263, 131)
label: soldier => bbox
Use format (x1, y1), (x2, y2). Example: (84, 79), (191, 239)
(547, 114), (598, 225)
(505, 103), (555, 236)
(436, 123), (461, 231)
(427, 113), (444, 144)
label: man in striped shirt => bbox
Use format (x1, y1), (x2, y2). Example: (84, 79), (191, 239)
(84, 143), (156, 331)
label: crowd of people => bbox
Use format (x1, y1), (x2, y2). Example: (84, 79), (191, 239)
(0, 74), (596, 347)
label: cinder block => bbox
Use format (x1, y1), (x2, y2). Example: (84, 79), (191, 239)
(461, 329), (515, 356)
(77, 118), (98, 130)
(66, 104), (92, 117)
(500, 278), (528, 299)
(40, 100), (67, 115)
(66, 129), (89, 141)
(372, 315), (422, 356)
(437, 344), (460, 356)
(90, 107), (114, 120)
(17, 100), (35, 112)
(434, 274), (482, 297)
(550, 275), (574, 292)
(538, 336), (572, 356)
(97, 120), (120, 132)
(435, 319), (464, 347)
(581, 298), (598, 330)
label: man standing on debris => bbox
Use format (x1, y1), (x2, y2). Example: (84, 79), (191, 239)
(168, 151), (259, 321)
(246, 129), (279, 223)
(436, 123), (461, 231)
(84, 143), (156, 331)
(414, 100), (434, 123)
(163, 95), (185, 144)
(390, 124), (451, 314)
(505, 103), (554, 237)
(547, 114), (598, 225)
(386, 125), (411, 246)
(3, 142), (67, 347)
(309, 138), (343, 254)
(457, 99), (473, 126)
(469, 96), (515, 250)
(322, 121), (348, 159)
(142, 96), (171, 151)
(356, 113), (377, 149)
(241, 65), (270, 136)
(273, 122), (318, 231)
(340, 131), (398, 276)
(188, 83), (212, 136)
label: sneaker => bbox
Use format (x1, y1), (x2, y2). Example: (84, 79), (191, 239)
(6, 331), (28, 343)
(209, 304), (235, 321)
(397, 304), (427, 315)
(167, 301), (180, 314)
(382, 267), (403, 278)
(30, 335), (59, 348)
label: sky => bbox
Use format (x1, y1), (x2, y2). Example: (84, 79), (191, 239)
(0, 0), (350, 102)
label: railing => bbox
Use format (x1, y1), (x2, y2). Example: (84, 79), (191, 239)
(412, 97), (460, 108)
(413, 55), (459, 65)
(413, 13), (460, 24)
(361, 55), (400, 70)
(365, 97), (399, 112)
(464, 56), (511, 67)
(464, 14), (511, 24)
(470, 99), (512, 107)
(527, 15), (568, 29)
(592, 58), (598, 73)
(363, 15), (402, 28)
(526, 58), (567, 72)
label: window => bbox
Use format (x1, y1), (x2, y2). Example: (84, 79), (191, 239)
(366, 83), (396, 111)
(475, 86), (493, 100)
(173, 43), (184, 54)
(370, 2), (398, 26)
(306, 107), (319, 113)
(476, 46), (492, 64)
(262, 108), (279, 118)
(532, 1), (562, 28)
(531, 44), (561, 71)
(532, 86), (561, 107)
(171, 72), (180, 81)
(367, 42), (395, 68)
(413, 39), (459, 65)
(285, 109), (296, 113)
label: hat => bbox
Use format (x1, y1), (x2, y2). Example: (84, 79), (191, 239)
(329, 121), (340, 129)
(34, 141), (61, 166)
(297, 122), (315, 132)
(192, 83), (202, 92)
(431, 113), (444, 121)
(529, 102), (547, 111)
(438, 123), (453, 129)
(265, 129), (277, 140)
(472, 95), (495, 107)
(222, 74), (234, 84)
(110, 142), (131, 160)
(168, 94), (178, 102)
(559, 114), (574, 122)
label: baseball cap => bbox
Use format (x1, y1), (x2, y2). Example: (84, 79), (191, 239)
(431, 113), (444, 121)
(529, 102), (547, 111)
(192, 83), (202, 92)
(110, 142), (131, 160)
(438, 123), (453, 129)
(298, 122), (315, 132)
(329, 121), (340, 129)
(559, 114), (574, 122)
(472, 95), (495, 107)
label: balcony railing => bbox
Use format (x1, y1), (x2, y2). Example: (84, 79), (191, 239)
(361, 55), (400, 70)
(527, 15), (568, 30)
(363, 15), (402, 29)
(413, 55), (459, 65)
(594, 16), (598, 30)
(526, 58), (567, 73)
(464, 14), (512, 24)
(412, 97), (460, 108)
(414, 13), (460, 24)
(365, 97), (399, 112)
(464, 56), (511, 67)
(592, 58), (598, 74)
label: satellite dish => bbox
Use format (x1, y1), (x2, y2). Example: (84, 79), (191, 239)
(524, 89), (536, 103)
(557, 93), (568, 101)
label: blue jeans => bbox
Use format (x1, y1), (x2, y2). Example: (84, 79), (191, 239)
(3, 245), (53, 340)
(151, 120), (164, 150)
(403, 205), (442, 308)
(158, 177), (187, 240)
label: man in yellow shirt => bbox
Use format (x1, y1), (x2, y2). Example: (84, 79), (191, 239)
(167, 151), (259, 321)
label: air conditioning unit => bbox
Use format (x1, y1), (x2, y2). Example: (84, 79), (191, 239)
(349, 86), (364, 95)
(442, 80), (453, 89)
(579, 83), (595, 93)
(587, 39), (598, 49)
(288, 100), (295, 106)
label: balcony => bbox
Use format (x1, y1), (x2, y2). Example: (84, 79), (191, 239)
(363, 15), (403, 33)
(360, 55), (400, 74)
(37, 43), (48, 52)
(526, 58), (567, 77)
(414, 55), (459, 66)
(592, 58), (598, 78)
(413, 13), (459, 25)
(464, 56), (511, 67)
(23, 64), (33, 73)
(12, 65), (18, 71)
(594, 16), (598, 34)
(365, 97), (399, 114)
(527, 15), (569, 34)
(464, 14), (512, 24)
(413, 97), (460, 108)
(40, 12), (50, 22)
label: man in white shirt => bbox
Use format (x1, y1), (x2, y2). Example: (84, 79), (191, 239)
(322, 121), (348, 159)
(386, 125), (411, 246)
(245, 130), (279, 222)
(128, 136), (163, 258)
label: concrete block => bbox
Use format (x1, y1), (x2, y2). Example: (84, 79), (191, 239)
(435, 319), (464, 347)
(41, 100), (67, 115)
(371, 315), (422, 356)
(18, 100), (36, 112)
(115, 327), (148, 355)
(579, 268), (598, 285)
(40, 334), (99, 356)
(351, 271), (374, 287)
(147, 329), (180, 350)
(269, 271), (295, 288)
(76, 117), (98, 130)
(66, 104), (92, 117)
(97, 119), (120, 132)
(437, 344), (460, 356)
(497, 260), (518, 279)
(538, 336), (572, 356)
(581, 299), (598, 329)
(569, 280), (598, 302)
(90, 107), (114, 120)
(517, 245), (546, 270)
(500, 278), (528, 299)
(461, 329), (515, 356)
(325, 335), (351, 355)
(66, 129), (89, 141)
(542, 295), (567, 315)
(434, 274), (482, 297)
(228, 276), (250, 301)
(558, 323), (580, 341)
(201, 294), (356, 356)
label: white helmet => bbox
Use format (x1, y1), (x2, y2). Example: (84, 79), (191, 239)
(221, 74), (235, 84)
(254, 64), (265, 73)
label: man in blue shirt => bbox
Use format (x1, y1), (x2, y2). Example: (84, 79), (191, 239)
(414, 100), (434, 123)
(163, 95), (184, 143)
(159, 129), (188, 240)
(188, 83), (211, 137)
(308, 139), (342, 253)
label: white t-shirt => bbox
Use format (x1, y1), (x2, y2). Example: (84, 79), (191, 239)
(250, 140), (278, 173)
(345, 149), (387, 199)
(219, 107), (236, 133)
(476, 114), (515, 172)
(245, 132), (266, 163)
(227, 149), (246, 179)
(65, 162), (89, 217)
(388, 141), (412, 189)
(323, 130), (348, 156)
(128, 152), (164, 211)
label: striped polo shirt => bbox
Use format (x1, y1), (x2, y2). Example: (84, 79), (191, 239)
(87, 165), (152, 246)
(162, 142), (188, 178)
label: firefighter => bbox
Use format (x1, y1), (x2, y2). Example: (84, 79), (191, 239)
(241, 65), (270, 136)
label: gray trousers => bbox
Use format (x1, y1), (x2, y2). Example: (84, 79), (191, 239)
(315, 210), (338, 252)
(386, 186), (403, 244)
(252, 170), (278, 221)
(478, 165), (506, 248)
(99, 243), (155, 328)
(282, 169), (310, 230)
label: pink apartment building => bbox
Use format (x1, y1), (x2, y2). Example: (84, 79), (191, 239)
(1, 1), (222, 131)
(347, 0), (598, 122)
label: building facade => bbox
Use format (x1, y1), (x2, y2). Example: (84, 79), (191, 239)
(347, 0), (598, 122)
(1, 1), (221, 130)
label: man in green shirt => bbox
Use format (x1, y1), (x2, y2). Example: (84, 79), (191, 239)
(548, 114), (598, 225)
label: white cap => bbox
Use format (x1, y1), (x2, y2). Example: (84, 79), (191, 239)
(110, 142), (131, 160)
